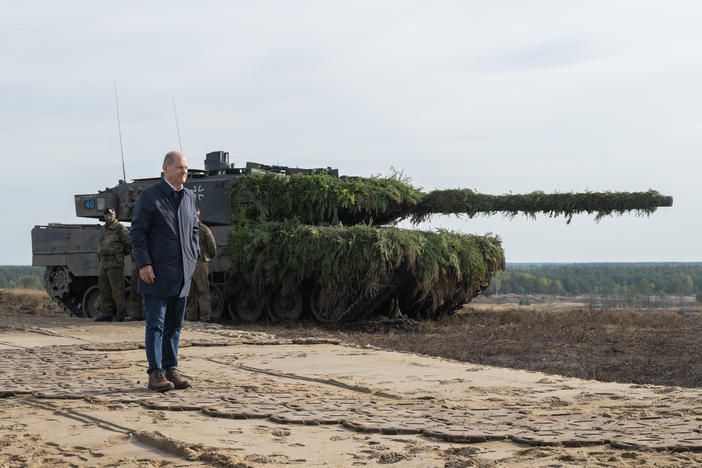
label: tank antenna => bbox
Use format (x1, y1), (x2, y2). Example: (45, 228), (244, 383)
(172, 96), (183, 152)
(113, 79), (127, 182)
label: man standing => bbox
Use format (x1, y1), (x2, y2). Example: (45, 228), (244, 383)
(130, 151), (199, 392)
(95, 208), (132, 322)
(185, 209), (217, 322)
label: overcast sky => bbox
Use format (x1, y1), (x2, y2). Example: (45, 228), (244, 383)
(2, 1), (700, 265)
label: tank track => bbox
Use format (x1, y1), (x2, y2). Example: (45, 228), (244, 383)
(42, 264), (492, 324)
(43, 266), (85, 317)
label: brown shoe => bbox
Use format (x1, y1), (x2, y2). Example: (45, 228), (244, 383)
(148, 370), (175, 392)
(165, 368), (190, 389)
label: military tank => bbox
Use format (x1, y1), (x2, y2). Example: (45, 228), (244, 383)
(32, 150), (672, 323)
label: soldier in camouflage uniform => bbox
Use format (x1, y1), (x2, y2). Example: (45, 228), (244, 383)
(95, 208), (132, 322)
(185, 210), (217, 322)
(125, 252), (145, 321)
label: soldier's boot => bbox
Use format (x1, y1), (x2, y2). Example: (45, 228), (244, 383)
(126, 302), (145, 321)
(165, 368), (190, 389)
(125, 306), (145, 321)
(199, 297), (212, 322)
(106, 267), (127, 321)
(148, 370), (175, 392)
(112, 296), (127, 322)
(126, 302), (144, 321)
(96, 281), (115, 322)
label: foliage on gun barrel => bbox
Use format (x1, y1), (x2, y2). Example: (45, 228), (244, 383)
(229, 220), (504, 310)
(229, 172), (672, 226)
(411, 189), (673, 224)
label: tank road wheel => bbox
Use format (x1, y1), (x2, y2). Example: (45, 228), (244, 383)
(267, 288), (303, 322)
(209, 283), (225, 322)
(234, 288), (265, 323)
(309, 285), (349, 323)
(81, 285), (101, 318)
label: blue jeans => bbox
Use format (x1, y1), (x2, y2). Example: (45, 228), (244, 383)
(144, 294), (187, 374)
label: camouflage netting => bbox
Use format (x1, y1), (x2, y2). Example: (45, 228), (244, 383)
(229, 221), (504, 313)
(229, 173), (672, 226)
(227, 171), (670, 319)
(228, 172), (422, 225)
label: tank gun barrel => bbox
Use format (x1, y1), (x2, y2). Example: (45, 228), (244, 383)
(230, 173), (672, 226)
(409, 189), (673, 224)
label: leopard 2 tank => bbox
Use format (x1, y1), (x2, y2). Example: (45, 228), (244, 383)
(32, 150), (673, 323)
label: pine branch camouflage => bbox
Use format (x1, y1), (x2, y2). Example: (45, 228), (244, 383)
(226, 170), (670, 321)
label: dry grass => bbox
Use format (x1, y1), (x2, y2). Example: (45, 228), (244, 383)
(0, 289), (64, 318)
(237, 306), (702, 388)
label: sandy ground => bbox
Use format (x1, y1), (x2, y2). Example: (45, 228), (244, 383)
(1, 312), (701, 466)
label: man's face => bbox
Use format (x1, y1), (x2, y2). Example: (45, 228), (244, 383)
(163, 154), (189, 187)
(104, 212), (116, 224)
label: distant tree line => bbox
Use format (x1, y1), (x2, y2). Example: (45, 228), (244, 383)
(490, 263), (702, 300)
(0, 266), (44, 290)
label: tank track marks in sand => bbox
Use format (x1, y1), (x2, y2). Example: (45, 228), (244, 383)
(133, 431), (253, 467)
(1, 341), (701, 452)
(11, 398), (255, 467)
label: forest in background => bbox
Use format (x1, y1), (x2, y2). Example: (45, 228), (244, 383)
(490, 263), (702, 303)
(0, 266), (44, 290)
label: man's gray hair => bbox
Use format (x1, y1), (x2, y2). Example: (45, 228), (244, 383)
(163, 151), (183, 166)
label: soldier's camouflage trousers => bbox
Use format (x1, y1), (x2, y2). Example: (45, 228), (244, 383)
(99, 267), (126, 319)
(185, 262), (211, 321)
(129, 261), (144, 319)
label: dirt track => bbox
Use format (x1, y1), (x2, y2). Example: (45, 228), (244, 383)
(1, 290), (701, 466)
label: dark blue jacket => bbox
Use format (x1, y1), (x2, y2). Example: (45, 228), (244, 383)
(130, 178), (199, 298)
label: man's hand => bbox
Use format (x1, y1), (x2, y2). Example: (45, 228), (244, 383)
(139, 265), (155, 284)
